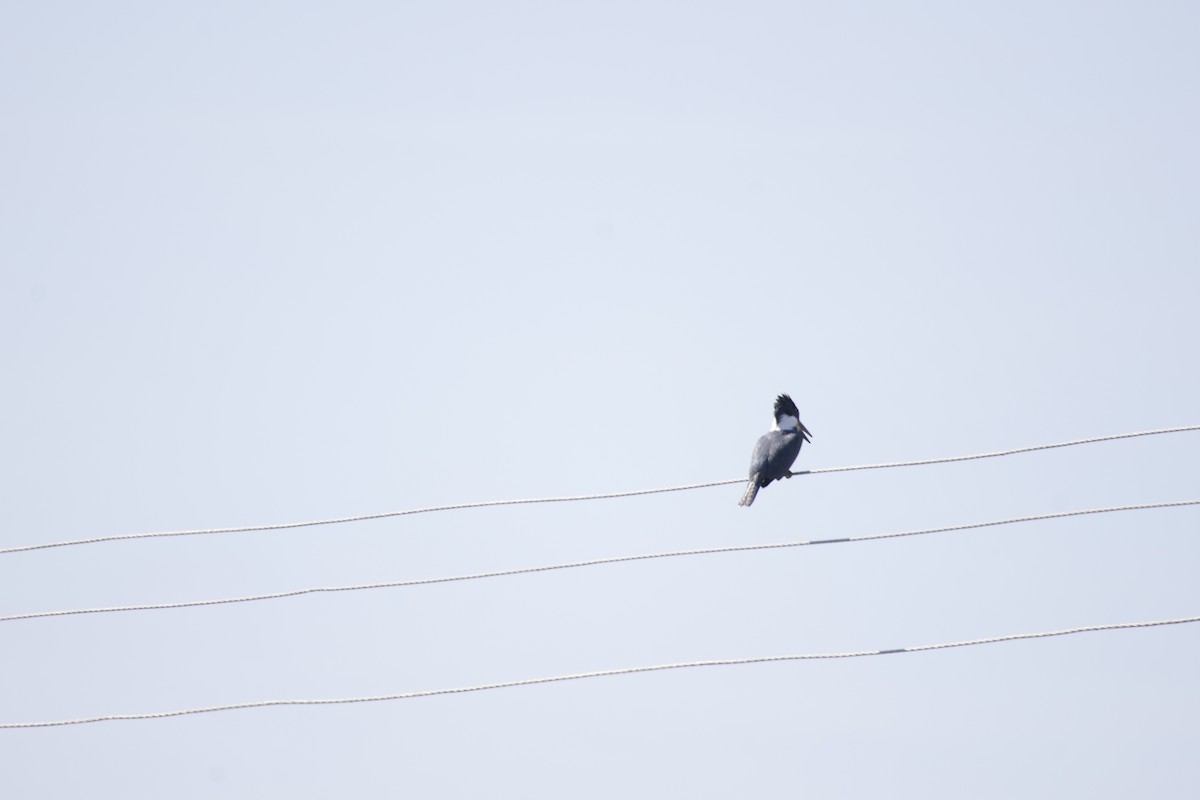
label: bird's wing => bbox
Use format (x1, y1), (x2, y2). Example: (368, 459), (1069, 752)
(760, 431), (803, 482)
(747, 433), (774, 479)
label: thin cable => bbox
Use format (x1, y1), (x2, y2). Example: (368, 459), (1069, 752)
(2, 424), (1196, 557)
(4, 500), (1195, 625)
(0, 479), (743, 556)
(803, 424), (1200, 474)
(3, 614), (1196, 729)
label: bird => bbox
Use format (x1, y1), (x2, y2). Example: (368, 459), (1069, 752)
(739, 394), (812, 507)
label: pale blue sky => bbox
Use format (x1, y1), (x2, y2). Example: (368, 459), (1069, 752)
(3, 2), (1198, 797)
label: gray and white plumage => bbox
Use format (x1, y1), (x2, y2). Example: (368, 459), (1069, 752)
(739, 394), (812, 507)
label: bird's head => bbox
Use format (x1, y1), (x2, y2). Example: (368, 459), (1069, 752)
(773, 393), (812, 443)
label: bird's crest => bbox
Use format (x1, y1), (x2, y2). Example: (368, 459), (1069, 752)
(774, 394), (800, 420)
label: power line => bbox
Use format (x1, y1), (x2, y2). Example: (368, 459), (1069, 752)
(3, 499), (1195, 625)
(801, 424), (1200, 474)
(2, 424), (1196, 557)
(3, 613), (1196, 729)
(0, 477), (739, 557)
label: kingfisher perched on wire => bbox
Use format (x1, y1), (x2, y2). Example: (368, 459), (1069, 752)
(739, 394), (812, 507)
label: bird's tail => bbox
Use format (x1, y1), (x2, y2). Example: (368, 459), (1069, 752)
(739, 477), (760, 507)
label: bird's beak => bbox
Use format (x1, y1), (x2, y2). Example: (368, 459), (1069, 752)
(800, 423), (812, 443)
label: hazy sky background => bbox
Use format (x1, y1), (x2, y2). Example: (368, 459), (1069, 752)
(3, 2), (1198, 797)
